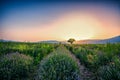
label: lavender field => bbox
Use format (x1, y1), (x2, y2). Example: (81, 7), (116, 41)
(0, 42), (120, 80)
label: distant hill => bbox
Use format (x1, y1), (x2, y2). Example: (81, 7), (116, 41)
(0, 39), (5, 42)
(0, 39), (19, 42)
(1, 35), (120, 44)
(39, 40), (68, 44)
(39, 40), (60, 44)
(0, 39), (14, 42)
(77, 35), (120, 44)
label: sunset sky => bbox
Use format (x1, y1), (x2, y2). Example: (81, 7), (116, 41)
(0, 0), (120, 42)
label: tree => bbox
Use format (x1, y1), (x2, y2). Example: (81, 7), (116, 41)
(67, 38), (75, 44)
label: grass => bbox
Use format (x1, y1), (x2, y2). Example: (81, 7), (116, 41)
(0, 53), (33, 80)
(66, 43), (120, 80)
(0, 42), (120, 80)
(35, 46), (81, 80)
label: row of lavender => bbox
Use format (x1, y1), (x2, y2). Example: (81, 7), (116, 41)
(0, 42), (81, 80)
(0, 42), (120, 80)
(66, 43), (120, 80)
(0, 42), (58, 80)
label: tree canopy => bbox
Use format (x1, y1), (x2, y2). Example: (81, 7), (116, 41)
(67, 38), (76, 44)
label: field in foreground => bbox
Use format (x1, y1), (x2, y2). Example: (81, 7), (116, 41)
(0, 42), (120, 80)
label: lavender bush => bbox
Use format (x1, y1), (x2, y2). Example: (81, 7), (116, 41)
(35, 47), (81, 80)
(0, 53), (33, 80)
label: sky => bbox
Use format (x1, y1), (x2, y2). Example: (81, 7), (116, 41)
(0, 0), (120, 42)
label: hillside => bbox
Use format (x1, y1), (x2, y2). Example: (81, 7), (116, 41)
(77, 35), (120, 44)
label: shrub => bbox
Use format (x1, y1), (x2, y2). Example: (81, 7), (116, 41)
(97, 56), (120, 80)
(36, 47), (81, 80)
(0, 53), (33, 80)
(73, 47), (98, 70)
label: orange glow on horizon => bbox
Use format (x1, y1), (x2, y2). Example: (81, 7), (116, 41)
(2, 12), (120, 42)
(1, 1), (120, 42)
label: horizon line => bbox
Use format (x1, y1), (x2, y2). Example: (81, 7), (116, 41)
(0, 35), (120, 42)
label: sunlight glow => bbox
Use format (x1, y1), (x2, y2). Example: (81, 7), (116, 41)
(51, 13), (101, 40)
(1, 2), (120, 41)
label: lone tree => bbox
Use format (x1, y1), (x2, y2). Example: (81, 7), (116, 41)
(67, 38), (75, 44)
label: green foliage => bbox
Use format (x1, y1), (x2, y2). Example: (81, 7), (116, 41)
(67, 38), (76, 44)
(68, 46), (97, 70)
(36, 46), (81, 80)
(66, 43), (120, 79)
(97, 56), (120, 80)
(0, 42), (120, 80)
(0, 42), (56, 65)
(0, 53), (33, 80)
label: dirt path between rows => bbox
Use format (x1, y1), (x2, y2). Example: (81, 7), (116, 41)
(63, 46), (94, 80)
